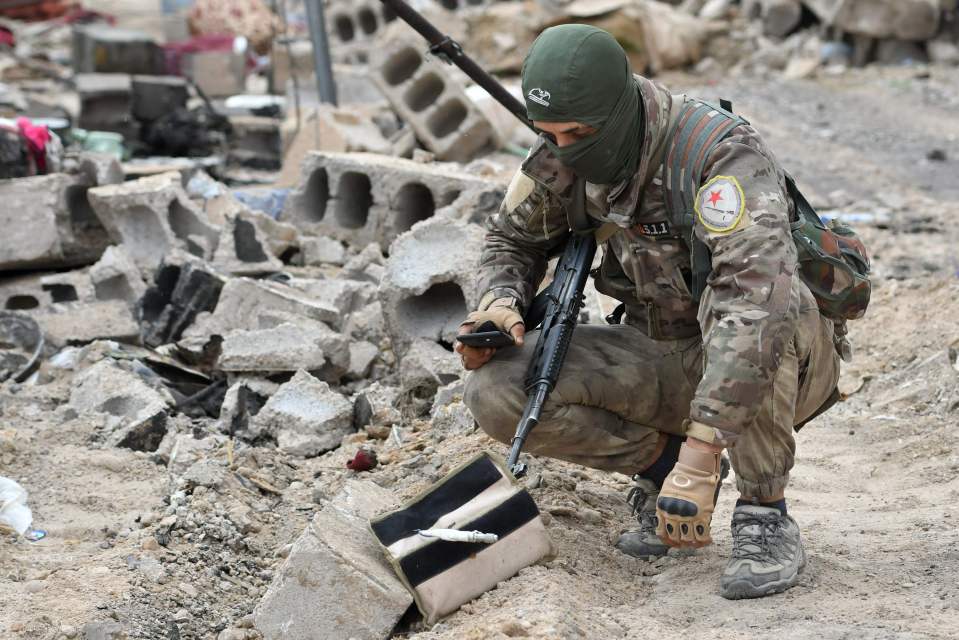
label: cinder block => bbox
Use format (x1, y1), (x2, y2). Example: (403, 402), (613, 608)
(253, 480), (412, 639)
(0, 172), (110, 271)
(89, 245), (147, 307)
(228, 116), (283, 170)
(372, 39), (495, 162)
(378, 217), (485, 355)
(327, 0), (398, 64)
(281, 151), (501, 248)
(72, 25), (164, 75)
(88, 171), (220, 271)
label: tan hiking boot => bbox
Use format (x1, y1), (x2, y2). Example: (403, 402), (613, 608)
(720, 504), (806, 599)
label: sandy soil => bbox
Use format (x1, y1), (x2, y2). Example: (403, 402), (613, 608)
(2, 62), (959, 639)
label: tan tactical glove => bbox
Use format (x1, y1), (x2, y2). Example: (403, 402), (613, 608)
(455, 297), (525, 370)
(460, 297), (525, 337)
(655, 443), (723, 548)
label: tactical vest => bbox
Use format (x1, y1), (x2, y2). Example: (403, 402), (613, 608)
(661, 99), (872, 324)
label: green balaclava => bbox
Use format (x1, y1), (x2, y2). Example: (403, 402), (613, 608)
(521, 24), (643, 185)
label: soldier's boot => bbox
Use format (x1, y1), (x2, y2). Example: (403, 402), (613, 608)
(719, 504), (806, 600)
(616, 456), (730, 559)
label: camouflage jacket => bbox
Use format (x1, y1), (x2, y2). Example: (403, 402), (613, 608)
(476, 76), (820, 443)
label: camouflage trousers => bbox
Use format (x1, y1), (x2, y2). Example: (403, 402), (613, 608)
(463, 311), (840, 498)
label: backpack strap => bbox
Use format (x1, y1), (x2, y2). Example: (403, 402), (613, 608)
(664, 99), (748, 301)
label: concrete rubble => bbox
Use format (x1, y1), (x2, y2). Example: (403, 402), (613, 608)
(0, 1), (957, 638)
(253, 480), (413, 640)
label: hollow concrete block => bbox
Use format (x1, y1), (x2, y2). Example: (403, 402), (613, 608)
(378, 216), (485, 355)
(281, 151), (500, 249)
(327, 0), (398, 64)
(0, 172), (110, 271)
(371, 39), (496, 162)
(88, 171), (221, 271)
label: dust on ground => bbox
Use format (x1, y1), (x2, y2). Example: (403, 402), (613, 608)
(2, 43), (959, 640)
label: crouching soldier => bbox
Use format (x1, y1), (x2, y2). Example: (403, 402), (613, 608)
(457, 24), (846, 599)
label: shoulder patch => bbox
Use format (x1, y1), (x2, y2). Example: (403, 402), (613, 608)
(695, 175), (745, 233)
(504, 170), (536, 213)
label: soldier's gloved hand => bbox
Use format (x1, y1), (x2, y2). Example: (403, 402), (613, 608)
(655, 440), (723, 548)
(454, 297), (525, 370)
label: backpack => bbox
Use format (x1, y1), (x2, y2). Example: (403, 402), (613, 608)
(663, 99), (872, 324)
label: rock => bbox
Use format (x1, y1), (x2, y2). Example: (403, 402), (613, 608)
(347, 341), (379, 380)
(88, 171), (220, 271)
(875, 39), (928, 66)
(928, 39), (959, 66)
(89, 246), (146, 307)
(218, 380), (271, 438)
(251, 370), (353, 456)
(168, 433), (224, 478)
(430, 379), (473, 434)
(255, 311), (350, 381)
(299, 236), (347, 266)
(0, 173), (110, 271)
(37, 300), (139, 347)
(69, 358), (173, 451)
(352, 382), (403, 431)
(399, 339), (462, 415)
(82, 620), (128, 640)
(253, 480), (412, 640)
(743, 0), (802, 38)
(379, 217), (484, 354)
(803, 0), (940, 41)
(218, 323), (328, 374)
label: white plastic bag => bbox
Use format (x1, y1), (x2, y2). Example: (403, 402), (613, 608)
(0, 476), (33, 535)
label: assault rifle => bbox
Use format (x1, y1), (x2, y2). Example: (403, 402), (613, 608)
(380, 0), (598, 477)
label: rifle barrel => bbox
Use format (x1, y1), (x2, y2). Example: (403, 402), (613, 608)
(378, 0), (535, 132)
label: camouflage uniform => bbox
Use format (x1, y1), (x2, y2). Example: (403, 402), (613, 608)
(464, 77), (841, 498)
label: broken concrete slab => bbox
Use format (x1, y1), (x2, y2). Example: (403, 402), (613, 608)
(211, 211), (285, 276)
(399, 338), (462, 416)
(430, 380), (475, 435)
(281, 151), (501, 249)
(255, 311), (350, 381)
(299, 236), (347, 267)
(218, 379), (272, 438)
(0, 172), (111, 271)
(253, 479), (412, 640)
(88, 172), (221, 271)
(137, 256), (226, 348)
(347, 341), (379, 381)
(218, 323), (333, 376)
(37, 300), (140, 348)
(286, 277), (378, 319)
(250, 370), (353, 457)
(90, 246), (147, 307)
(185, 277), (342, 340)
(379, 217), (484, 354)
(70, 358), (174, 451)
(343, 300), (387, 344)
(371, 37), (496, 162)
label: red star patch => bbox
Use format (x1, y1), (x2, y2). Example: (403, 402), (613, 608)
(708, 189), (723, 206)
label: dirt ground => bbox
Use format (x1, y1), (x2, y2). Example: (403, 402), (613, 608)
(3, 62), (959, 639)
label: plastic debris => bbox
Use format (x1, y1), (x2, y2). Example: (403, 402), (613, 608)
(346, 447), (378, 472)
(0, 476), (46, 541)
